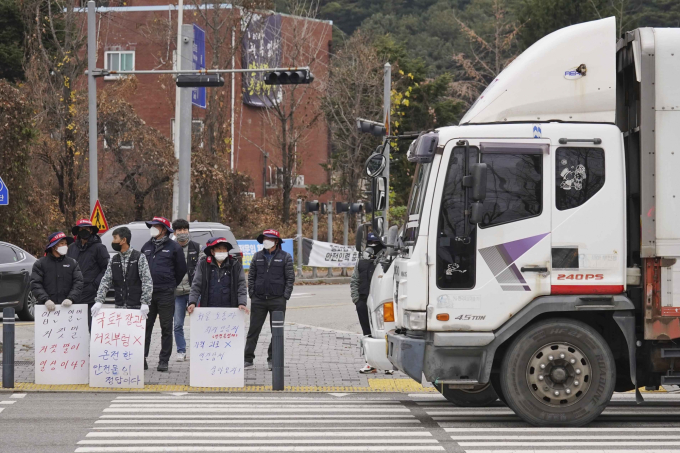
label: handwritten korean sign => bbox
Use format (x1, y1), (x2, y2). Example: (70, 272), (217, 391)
(90, 309), (145, 388)
(35, 304), (89, 384)
(190, 308), (245, 387)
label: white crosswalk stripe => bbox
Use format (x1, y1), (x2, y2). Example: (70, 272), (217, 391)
(75, 395), (444, 452)
(414, 392), (680, 452)
(0, 393), (26, 415)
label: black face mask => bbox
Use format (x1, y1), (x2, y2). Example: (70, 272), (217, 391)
(111, 242), (123, 252)
(78, 229), (92, 240)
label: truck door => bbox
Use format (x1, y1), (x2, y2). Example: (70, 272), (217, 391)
(427, 139), (552, 331)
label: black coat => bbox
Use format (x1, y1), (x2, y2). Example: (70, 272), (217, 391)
(67, 234), (110, 304)
(30, 254), (84, 304)
(247, 248), (295, 300)
(141, 237), (187, 291)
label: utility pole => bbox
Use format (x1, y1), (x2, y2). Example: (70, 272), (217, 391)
(87, 1), (97, 213)
(177, 24), (194, 220)
(297, 199), (303, 278)
(326, 201), (333, 278)
(382, 62), (391, 233)
(172, 0), (184, 220)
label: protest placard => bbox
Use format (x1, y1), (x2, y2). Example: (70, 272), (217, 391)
(190, 308), (246, 387)
(90, 309), (145, 388)
(35, 304), (89, 384)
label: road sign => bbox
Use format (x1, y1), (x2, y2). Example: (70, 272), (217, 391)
(0, 176), (7, 206)
(90, 199), (109, 234)
(192, 24), (206, 109)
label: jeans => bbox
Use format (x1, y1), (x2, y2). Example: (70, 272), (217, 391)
(144, 288), (175, 363)
(244, 297), (286, 363)
(173, 294), (189, 353)
(356, 297), (372, 336)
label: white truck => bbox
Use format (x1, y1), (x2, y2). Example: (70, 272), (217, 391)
(365, 17), (680, 426)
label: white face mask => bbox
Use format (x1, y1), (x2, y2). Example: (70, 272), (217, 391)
(56, 246), (68, 256)
(150, 226), (161, 238)
(262, 239), (276, 250)
(214, 252), (229, 261)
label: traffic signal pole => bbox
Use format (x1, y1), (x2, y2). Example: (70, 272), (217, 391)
(177, 24), (194, 221)
(87, 1), (97, 213)
(383, 63), (391, 233)
(172, 0), (184, 220)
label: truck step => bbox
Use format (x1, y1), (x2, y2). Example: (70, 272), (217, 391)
(660, 348), (680, 358)
(661, 372), (680, 386)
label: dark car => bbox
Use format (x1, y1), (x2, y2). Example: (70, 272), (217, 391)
(0, 242), (38, 321)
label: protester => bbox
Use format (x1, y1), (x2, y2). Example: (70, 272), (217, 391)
(244, 229), (295, 370)
(350, 233), (386, 374)
(187, 237), (249, 316)
(172, 219), (202, 362)
(141, 217), (187, 372)
(91, 226), (152, 338)
(30, 232), (83, 312)
(67, 219), (110, 329)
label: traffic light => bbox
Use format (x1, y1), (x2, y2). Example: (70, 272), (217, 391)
(175, 74), (225, 88)
(356, 118), (386, 137)
(264, 69), (314, 85)
(336, 202), (350, 214)
(349, 203), (364, 213)
(305, 200), (320, 213)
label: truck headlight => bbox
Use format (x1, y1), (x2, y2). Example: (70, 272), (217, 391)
(403, 310), (426, 330)
(374, 305), (385, 331)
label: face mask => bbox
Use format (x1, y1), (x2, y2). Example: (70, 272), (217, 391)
(78, 229), (91, 240)
(176, 233), (190, 243)
(150, 227), (161, 238)
(262, 239), (276, 250)
(56, 246), (68, 256)
(111, 242), (123, 252)
(214, 252), (229, 261)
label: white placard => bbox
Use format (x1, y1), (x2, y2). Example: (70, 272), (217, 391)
(89, 309), (146, 388)
(190, 308), (246, 388)
(35, 304), (90, 384)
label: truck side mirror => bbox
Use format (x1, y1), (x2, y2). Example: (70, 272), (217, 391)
(470, 163), (487, 202)
(470, 202), (484, 224)
(372, 217), (384, 236)
(374, 177), (387, 211)
(356, 224), (367, 252)
(386, 225), (399, 247)
(365, 153), (386, 178)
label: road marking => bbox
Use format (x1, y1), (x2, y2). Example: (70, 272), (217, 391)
(9, 393), (26, 398)
(99, 414), (415, 419)
(78, 440), (440, 445)
(445, 427), (680, 432)
(90, 427), (426, 431)
(113, 397), (403, 402)
(86, 432), (432, 438)
(95, 419), (422, 425)
(458, 442), (680, 447)
(108, 404), (405, 409)
(0, 401), (16, 404)
(104, 408), (411, 413)
(451, 435), (680, 440)
(0, 408), (4, 413)
(75, 447), (444, 452)
(464, 451), (680, 453)
(328, 393), (349, 397)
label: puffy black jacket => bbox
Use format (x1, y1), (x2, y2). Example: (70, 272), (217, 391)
(141, 237), (187, 291)
(186, 240), (200, 284)
(357, 258), (377, 298)
(67, 234), (110, 304)
(189, 256), (247, 308)
(30, 254), (84, 304)
(248, 248), (295, 300)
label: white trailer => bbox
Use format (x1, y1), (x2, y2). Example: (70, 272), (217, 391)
(375, 17), (680, 426)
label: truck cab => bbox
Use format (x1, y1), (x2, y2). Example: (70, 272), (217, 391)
(383, 17), (680, 426)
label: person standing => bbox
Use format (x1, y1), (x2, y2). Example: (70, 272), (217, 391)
(350, 233), (385, 374)
(187, 237), (249, 314)
(30, 232), (84, 312)
(141, 217), (187, 372)
(91, 226), (152, 338)
(244, 229), (294, 370)
(67, 219), (110, 329)
(171, 219), (202, 362)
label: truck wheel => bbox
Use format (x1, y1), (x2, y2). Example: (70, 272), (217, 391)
(489, 373), (507, 405)
(501, 318), (615, 426)
(436, 383), (499, 407)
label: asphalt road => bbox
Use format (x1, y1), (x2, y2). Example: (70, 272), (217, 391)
(286, 284), (361, 334)
(1, 391), (680, 452)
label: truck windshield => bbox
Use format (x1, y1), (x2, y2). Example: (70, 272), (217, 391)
(402, 162), (433, 245)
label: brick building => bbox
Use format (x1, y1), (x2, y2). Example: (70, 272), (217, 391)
(83, 0), (332, 201)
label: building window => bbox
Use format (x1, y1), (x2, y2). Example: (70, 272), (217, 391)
(103, 125), (133, 150)
(555, 147), (605, 211)
(104, 51), (135, 79)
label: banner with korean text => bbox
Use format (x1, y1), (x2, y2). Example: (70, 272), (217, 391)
(301, 238), (359, 267)
(90, 309), (146, 388)
(190, 308), (246, 387)
(35, 305), (89, 384)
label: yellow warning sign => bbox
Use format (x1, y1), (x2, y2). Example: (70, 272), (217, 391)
(90, 200), (109, 234)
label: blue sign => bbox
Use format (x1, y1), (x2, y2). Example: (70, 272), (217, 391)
(237, 239), (294, 270)
(192, 24), (206, 109)
(0, 175), (7, 205)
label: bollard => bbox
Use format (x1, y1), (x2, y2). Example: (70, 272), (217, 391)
(341, 211), (349, 277)
(296, 199), (303, 278)
(312, 211), (318, 278)
(271, 311), (285, 391)
(327, 201), (334, 278)
(2, 308), (15, 388)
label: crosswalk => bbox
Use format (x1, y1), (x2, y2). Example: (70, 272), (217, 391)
(0, 392), (26, 416)
(415, 392), (680, 452)
(75, 394), (444, 452)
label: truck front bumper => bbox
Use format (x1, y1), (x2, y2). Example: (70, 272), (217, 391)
(360, 336), (394, 371)
(386, 330), (426, 381)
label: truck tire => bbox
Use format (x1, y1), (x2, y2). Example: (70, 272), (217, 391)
(436, 383), (499, 407)
(500, 318), (615, 427)
(489, 373), (507, 405)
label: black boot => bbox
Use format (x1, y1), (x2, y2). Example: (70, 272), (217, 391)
(157, 361), (168, 372)
(144, 358), (148, 370)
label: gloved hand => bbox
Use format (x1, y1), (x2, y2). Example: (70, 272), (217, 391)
(45, 300), (56, 312)
(91, 302), (103, 318)
(62, 299), (73, 308)
(139, 304), (150, 320)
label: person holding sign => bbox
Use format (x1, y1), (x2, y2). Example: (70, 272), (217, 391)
(187, 237), (248, 314)
(30, 232), (84, 311)
(141, 216), (187, 372)
(244, 229), (295, 370)
(67, 219), (110, 329)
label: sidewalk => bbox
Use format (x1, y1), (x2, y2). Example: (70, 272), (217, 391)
(0, 315), (434, 393)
